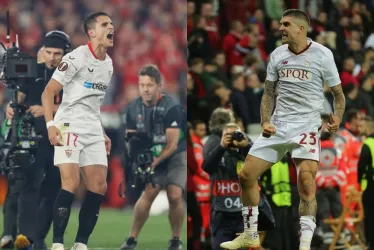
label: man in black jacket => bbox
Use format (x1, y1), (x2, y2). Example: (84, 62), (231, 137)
(4, 31), (70, 250)
(202, 108), (251, 250)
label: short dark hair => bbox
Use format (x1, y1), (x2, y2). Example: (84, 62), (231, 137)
(346, 108), (360, 122)
(210, 81), (225, 92)
(283, 9), (310, 26)
(138, 64), (161, 84)
(84, 12), (109, 36)
(190, 58), (204, 67)
(192, 120), (205, 129)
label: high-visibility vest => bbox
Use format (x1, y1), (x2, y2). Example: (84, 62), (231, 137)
(361, 137), (374, 191)
(262, 161), (291, 207)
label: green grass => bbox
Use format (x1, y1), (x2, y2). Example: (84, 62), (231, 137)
(0, 207), (187, 250)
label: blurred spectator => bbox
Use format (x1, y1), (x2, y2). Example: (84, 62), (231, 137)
(343, 83), (374, 117)
(265, 19), (282, 55)
(189, 58), (206, 98)
(187, 1), (196, 35)
(222, 20), (243, 69)
(211, 82), (231, 108)
(265, 0), (285, 21)
(212, 51), (229, 85)
(230, 74), (251, 131)
(188, 16), (213, 62)
(200, 2), (220, 51)
(340, 57), (362, 87)
(191, 120), (207, 145)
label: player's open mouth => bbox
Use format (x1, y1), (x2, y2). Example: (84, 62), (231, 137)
(107, 33), (114, 41)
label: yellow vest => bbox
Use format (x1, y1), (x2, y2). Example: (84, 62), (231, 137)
(361, 137), (374, 191)
(263, 161), (291, 207)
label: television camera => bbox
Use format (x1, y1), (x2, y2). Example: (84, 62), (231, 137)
(0, 11), (40, 186)
(125, 132), (156, 189)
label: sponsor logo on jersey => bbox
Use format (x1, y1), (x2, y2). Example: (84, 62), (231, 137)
(83, 81), (107, 91)
(212, 180), (241, 196)
(279, 69), (312, 81)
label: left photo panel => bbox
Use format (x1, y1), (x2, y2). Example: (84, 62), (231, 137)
(0, 1), (187, 250)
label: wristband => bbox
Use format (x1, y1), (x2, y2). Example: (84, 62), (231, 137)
(46, 120), (55, 129)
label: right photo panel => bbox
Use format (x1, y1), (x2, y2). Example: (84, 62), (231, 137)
(187, 0), (374, 249)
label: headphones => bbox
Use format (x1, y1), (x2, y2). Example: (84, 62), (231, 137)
(44, 30), (72, 55)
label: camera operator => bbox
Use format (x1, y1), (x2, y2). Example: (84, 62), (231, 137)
(202, 108), (251, 250)
(120, 65), (186, 250)
(4, 31), (70, 250)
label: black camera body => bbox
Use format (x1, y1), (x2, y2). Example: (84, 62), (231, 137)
(1, 47), (37, 80)
(126, 132), (156, 188)
(0, 108), (42, 184)
(230, 130), (245, 142)
(0, 11), (40, 187)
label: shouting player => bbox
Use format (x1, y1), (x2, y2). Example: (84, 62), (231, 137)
(220, 9), (345, 250)
(41, 12), (114, 250)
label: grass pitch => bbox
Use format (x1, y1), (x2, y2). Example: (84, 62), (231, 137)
(0, 207), (187, 250)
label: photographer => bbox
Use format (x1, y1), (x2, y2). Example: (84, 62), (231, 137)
(3, 31), (70, 250)
(202, 108), (251, 250)
(120, 65), (186, 250)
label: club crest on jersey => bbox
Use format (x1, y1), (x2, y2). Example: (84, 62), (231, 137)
(58, 62), (68, 71)
(304, 60), (311, 67)
(279, 69), (312, 81)
(65, 149), (72, 158)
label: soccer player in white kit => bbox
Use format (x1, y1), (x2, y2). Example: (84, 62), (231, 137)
(41, 12), (114, 250)
(220, 9), (346, 250)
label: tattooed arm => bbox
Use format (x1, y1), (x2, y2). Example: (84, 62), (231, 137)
(260, 80), (277, 124)
(329, 84), (346, 123)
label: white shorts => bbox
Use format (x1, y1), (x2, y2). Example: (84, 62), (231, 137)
(54, 121), (108, 167)
(249, 120), (322, 163)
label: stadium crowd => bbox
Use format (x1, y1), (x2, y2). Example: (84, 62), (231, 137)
(187, 0), (374, 249)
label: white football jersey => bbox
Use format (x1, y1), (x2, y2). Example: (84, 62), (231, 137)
(51, 43), (113, 133)
(266, 38), (340, 122)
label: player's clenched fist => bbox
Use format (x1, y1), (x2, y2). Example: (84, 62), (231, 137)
(48, 126), (63, 146)
(262, 122), (276, 138)
(327, 112), (340, 133)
